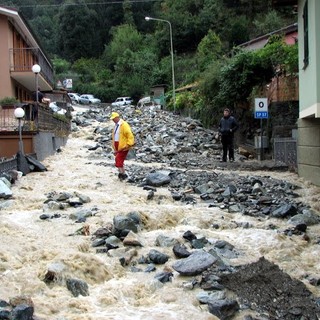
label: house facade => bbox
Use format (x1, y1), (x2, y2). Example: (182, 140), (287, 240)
(0, 6), (70, 162)
(0, 6), (54, 101)
(238, 23), (298, 51)
(273, 0), (320, 186)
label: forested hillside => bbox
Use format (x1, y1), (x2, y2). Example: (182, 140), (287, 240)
(1, 0), (297, 125)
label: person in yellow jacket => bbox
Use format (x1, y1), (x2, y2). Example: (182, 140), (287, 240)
(110, 112), (135, 180)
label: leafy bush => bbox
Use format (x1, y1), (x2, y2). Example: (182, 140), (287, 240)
(0, 97), (19, 105)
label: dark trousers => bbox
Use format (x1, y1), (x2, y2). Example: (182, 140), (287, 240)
(221, 135), (234, 161)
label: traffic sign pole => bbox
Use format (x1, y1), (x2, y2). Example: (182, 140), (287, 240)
(255, 98), (269, 161)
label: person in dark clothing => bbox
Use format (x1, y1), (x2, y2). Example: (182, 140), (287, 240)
(218, 108), (239, 162)
(32, 87), (44, 103)
(31, 87), (43, 126)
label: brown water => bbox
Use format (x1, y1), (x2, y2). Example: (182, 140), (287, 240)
(1, 110), (320, 320)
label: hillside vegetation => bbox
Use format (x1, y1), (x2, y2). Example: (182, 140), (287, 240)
(3, 0), (297, 126)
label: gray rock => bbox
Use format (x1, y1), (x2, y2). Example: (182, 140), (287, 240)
(66, 278), (89, 297)
(172, 243), (191, 258)
(155, 234), (178, 247)
(11, 304), (34, 320)
(172, 251), (217, 276)
(148, 249), (170, 264)
(272, 203), (297, 218)
(197, 291), (226, 304)
(145, 171), (171, 187)
(288, 209), (320, 226)
(154, 271), (173, 283)
(207, 299), (240, 319)
(113, 215), (138, 236)
(0, 179), (12, 199)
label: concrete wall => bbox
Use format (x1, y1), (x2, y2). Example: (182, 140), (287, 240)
(296, 0), (320, 186)
(298, 0), (320, 116)
(33, 132), (68, 161)
(297, 118), (320, 186)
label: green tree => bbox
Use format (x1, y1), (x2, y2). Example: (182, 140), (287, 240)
(123, 0), (134, 26)
(253, 10), (285, 37)
(228, 16), (250, 48)
(103, 24), (144, 69)
(57, 0), (100, 62)
(113, 48), (159, 100)
(197, 30), (222, 71)
(29, 13), (58, 56)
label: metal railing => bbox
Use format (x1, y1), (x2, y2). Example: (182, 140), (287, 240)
(273, 137), (297, 168)
(0, 104), (71, 136)
(0, 157), (17, 175)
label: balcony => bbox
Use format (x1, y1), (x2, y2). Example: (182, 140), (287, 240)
(0, 103), (70, 135)
(0, 103), (71, 159)
(9, 47), (54, 91)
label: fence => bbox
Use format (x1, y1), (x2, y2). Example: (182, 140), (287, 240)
(0, 157), (17, 175)
(0, 103), (71, 136)
(273, 138), (297, 168)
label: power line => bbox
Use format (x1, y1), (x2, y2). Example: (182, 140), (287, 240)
(12, 0), (161, 8)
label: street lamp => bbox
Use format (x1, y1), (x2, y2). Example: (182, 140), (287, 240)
(14, 107), (25, 155)
(145, 16), (176, 113)
(32, 64), (41, 103)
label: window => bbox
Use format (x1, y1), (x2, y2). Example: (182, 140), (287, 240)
(303, 0), (309, 69)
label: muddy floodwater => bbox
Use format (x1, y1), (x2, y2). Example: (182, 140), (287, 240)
(1, 108), (320, 320)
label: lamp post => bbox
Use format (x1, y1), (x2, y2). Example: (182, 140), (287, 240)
(14, 107), (25, 155)
(32, 64), (41, 103)
(145, 16), (176, 113)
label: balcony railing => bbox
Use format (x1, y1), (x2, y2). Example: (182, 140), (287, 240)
(0, 104), (71, 136)
(9, 47), (54, 87)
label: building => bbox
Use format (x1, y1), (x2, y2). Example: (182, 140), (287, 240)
(238, 23), (298, 51)
(0, 6), (69, 163)
(0, 6), (54, 101)
(273, 0), (320, 186)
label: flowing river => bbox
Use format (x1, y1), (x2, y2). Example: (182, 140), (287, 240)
(1, 107), (319, 320)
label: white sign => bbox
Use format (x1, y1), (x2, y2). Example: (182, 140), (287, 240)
(254, 98), (268, 119)
(63, 79), (73, 89)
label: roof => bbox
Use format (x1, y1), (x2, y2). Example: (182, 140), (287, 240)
(176, 82), (199, 93)
(238, 23), (298, 51)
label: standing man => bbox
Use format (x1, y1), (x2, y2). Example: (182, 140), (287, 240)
(218, 108), (239, 162)
(110, 112), (135, 180)
(32, 87), (44, 103)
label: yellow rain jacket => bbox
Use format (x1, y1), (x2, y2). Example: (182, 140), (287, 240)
(111, 120), (135, 151)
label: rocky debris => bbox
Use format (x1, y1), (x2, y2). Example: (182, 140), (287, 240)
(43, 262), (66, 284)
(73, 104), (289, 171)
(0, 170), (21, 199)
(154, 271), (173, 283)
(173, 243), (191, 258)
(40, 191), (97, 222)
(112, 164), (314, 227)
(1, 105), (316, 319)
(0, 295), (34, 320)
(148, 249), (170, 264)
(0, 177), (12, 199)
(172, 251), (217, 276)
(66, 278), (89, 297)
(0, 170), (19, 184)
(68, 224), (90, 236)
(207, 299), (240, 320)
(216, 257), (320, 319)
(84, 202), (319, 319)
